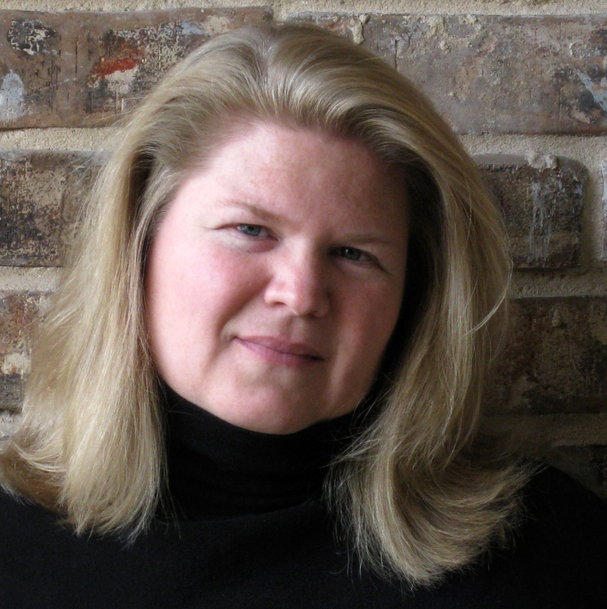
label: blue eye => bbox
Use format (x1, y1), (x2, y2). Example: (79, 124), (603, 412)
(236, 224), (264, 237)
(336, 246), (365, 261)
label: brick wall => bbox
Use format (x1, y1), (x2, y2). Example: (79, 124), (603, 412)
(1, 1), (606, 499)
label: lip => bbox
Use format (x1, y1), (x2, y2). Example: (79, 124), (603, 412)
(235, 336), (324, 367)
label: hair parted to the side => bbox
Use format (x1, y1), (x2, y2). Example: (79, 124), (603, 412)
(0, 22), (526, 585)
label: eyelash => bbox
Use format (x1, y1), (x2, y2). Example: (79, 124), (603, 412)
(232, 224), (377, 266)
(332, 246), (369, 263)
(235, 224), (268, 238)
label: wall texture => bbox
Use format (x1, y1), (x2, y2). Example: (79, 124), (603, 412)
(0, 1), (606, 498)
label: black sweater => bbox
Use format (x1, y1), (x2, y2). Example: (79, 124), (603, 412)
(0, 395), (605, 608)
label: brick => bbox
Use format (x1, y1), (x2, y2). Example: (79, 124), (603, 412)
(297, 13), (607, 135)
(493, 413), (607, 448)
(1, 292), (606, 440)
(0, 409), (18, 438)
(5, 9), (607, 133)
(0, 291), (48, 410)
(0, 8), (271, 128)
(488, 297), (607, 414)
(0, 150), (101, 266)
(0, 374), (23, 411)
(478, 155), (586, 269)
(0, 149), (585, 270)
(601, 160), (607, 262)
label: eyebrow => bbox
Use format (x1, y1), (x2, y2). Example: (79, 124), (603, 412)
(219, 200), (282, 224)
(220, 199), (405, 249)
(339, 233), (400, 248)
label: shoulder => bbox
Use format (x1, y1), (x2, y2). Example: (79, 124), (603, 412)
(0, 485), (58, 539)
(0, 486), (87, 565)
(406, 466), (606, 608)
(0, 486), (167, 607)
(463, 465), (607, 607)
(518, 464), (607, 551)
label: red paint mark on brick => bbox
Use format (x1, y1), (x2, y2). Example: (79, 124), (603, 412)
(91, 56), (139, 78)
(88, 38), (144, 83)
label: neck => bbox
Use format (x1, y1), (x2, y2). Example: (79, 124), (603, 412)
(162, 389), (357, 520)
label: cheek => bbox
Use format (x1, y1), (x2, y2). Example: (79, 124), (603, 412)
(327, 288), (402, 416)
(146, 243), (264, 343)
(145, 239), (212, 353)
(341, 285), (404, 371)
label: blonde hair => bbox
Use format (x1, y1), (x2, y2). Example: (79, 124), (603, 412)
(1, 23), (525, 585)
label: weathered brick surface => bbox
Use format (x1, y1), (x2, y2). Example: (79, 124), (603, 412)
(0, 150), (585, 268)
(0, 150), (100, 266)
(0, 8), (271, 128)
(298, 13), (607, 134)
(0, 291), (48, 410)
(1, 289), (606, 498)
(0, 374), (24, 411)
(4, 10), (607, 132)
(601, 160), (607, 262)
(494, 413), (607, 449)
(2, 292), (605, 415)
(0, 410), (18, 438)
(489, 298), (607, 414)
(479, 156), (586, 269)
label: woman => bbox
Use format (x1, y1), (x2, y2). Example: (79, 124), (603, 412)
(0, 22), (604, 608)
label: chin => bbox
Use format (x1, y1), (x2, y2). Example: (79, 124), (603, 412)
(222, 403), (316, 435)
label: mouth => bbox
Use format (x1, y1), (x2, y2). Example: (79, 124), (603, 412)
(235, 336), (324, 367)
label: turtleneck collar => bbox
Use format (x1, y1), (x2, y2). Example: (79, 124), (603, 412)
(163, 389), (357, 521)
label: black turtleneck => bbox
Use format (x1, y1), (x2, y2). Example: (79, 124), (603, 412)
(0, 393), (605, 608)
(164, 393), (352, 520)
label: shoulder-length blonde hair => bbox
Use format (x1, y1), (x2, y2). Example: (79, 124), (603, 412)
(1, 23), (525, 585)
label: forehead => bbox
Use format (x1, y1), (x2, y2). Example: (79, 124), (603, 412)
(180, 121), (408, 222)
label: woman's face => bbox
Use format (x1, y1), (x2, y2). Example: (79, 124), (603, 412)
(145, 121), (408, 434)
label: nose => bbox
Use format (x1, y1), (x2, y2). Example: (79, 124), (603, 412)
(264, 249), (330, 318)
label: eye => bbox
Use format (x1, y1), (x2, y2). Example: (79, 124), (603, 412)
(334, 246), (368, 262)
(235, 224), (266, 237)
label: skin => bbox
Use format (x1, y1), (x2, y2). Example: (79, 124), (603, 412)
(145, 121), (409, 434)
